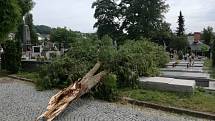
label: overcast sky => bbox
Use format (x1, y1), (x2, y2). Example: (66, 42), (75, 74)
(32, 0), (215, 33)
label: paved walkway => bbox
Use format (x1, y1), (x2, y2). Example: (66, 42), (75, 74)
(162, 60), (215, 90)
(0, 77), (211, 121)
(162, 60), (209, 79)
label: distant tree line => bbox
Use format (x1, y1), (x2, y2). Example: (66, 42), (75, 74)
(35, 25), (52, 35)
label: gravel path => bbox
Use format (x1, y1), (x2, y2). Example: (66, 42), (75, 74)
(0, 77), (212, 121)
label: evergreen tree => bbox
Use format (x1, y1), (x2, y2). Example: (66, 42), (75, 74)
(176, 11), (185, 36)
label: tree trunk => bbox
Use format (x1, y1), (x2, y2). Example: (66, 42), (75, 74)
(36, 62), (107, 121)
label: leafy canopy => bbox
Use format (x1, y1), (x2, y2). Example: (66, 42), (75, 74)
(202, 26), (214, 45)
(0, 0), (21, 40)
(38, 36), (169, 90)
(92, 0), (169, 43)
(169, 36), (188, 51)
(92, 0), (120, 40)
(50, 27), (79, 44)
(0, 0), (34, 41)
(17, 0), (34, 16)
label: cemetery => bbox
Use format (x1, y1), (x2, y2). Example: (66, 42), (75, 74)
(0, 0), (215, 121)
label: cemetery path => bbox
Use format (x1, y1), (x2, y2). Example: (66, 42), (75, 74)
(162, 60), (215, 89)
(0, 77), (211, 121)
(162, 60), (209, 79)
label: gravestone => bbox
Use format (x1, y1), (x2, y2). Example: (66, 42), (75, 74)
(22, 14), (32, 60)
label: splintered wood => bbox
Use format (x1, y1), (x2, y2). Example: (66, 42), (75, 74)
(36, 62), (107, 121)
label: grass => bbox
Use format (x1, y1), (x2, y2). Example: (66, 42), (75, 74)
(203, 59), (212, 68)
(203, 59), (215, 79)
(16, 71), (40, 83)
(119, 88), (215, 114)
(204, 59), (215, 79)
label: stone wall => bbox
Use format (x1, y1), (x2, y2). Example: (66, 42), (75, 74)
(21, 60), (50, 72)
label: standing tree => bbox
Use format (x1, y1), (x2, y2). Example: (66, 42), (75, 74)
(15, 0), (34, 43)
(17, 0), (34, 16)
(0, 0), (21, 40)
(120, 0), (169, 39)
(1, 0), (34, 73)
(92, 0), (120, 41)
(202, 26), (214, 45)
(92, 0), (169, 43)
(169, 36), (188, 51)
(152, 22), (173, 47)
(176, 11), (185, 36)
(2, 40), (21, 73)
(25, 13), (38, 45)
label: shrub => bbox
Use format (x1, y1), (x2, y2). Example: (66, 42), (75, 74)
(38, 56), (90, 90)
(38, 36), (116, 90)
(1, 40), (21, 73)
(38, 37), (169, 91)
(92, 74), (119, 101)
(114, 39), (169, 88)
(178, 51), (184, 60)
(212, 42), (215, 66)
(169, 36), (188, 51)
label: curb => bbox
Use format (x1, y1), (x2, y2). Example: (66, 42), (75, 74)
(161, 69), (204, 73)
(204, 87), (215, 92)
(165, 64), (203, 67)
(123, 97), (215, 120)
(7, 75), (35, 83)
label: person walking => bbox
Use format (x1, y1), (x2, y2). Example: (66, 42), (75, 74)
(188, 54), (192, 67)
(191, 53), (195, 66)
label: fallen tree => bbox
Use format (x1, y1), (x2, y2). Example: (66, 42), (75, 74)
(36, 62), (107, 121)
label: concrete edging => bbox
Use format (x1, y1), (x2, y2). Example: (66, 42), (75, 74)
(123, 97), (215, 120)
(161, 69), (204, 73)
(7, 75), (35, 83)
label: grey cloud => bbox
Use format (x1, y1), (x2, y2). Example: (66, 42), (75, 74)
(165, 0), (215, 32)
(32, 0), (215, 33)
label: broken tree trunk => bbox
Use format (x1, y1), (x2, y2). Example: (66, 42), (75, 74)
(36, 62), (107, 121)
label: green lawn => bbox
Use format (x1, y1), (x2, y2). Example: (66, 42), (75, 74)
(203, 59), (215, 79)
(16, 72), (40, 83)
(119, 88), (215, 114)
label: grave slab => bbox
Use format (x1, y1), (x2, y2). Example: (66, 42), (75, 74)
(161, 71), (210, 79)
(139, 77), (195, 93)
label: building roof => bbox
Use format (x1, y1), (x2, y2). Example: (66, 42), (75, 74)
(190, 41), (209, 52)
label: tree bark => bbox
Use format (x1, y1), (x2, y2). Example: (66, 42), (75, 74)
(36, 62), (107, 121)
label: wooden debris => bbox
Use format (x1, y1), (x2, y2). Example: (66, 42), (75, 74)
(36, 62), (107, 121)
